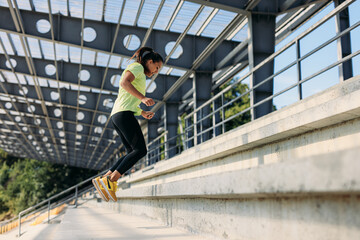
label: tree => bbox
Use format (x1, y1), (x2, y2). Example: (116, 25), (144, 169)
(0, 152), (97, 220)
(220, 79), (251, 131)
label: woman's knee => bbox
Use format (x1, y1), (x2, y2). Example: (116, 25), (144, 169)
(137, 145), (147, 158)
(125, 146), (133, 154)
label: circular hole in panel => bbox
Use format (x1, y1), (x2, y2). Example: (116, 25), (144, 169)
(94, 127), (102, 134)
(15, 116), (21, 122)
(78, 69), (90, 81)
(113, 130), (117, 136)
(54, 108), (61, 117)
(5, 58), (17, 69)
(36, 19), (51, 34)
(43, 137), (48, 142)
(36, 146), (40, 150)
(19, 87), (28, 95)
(34, 119), (41, 125)
(97, 115), (107, 124)
(45, 64), (56, 76)
(103, 98), (114, 108)
(60, 139), (66, 144)
(33, 141), (37, 145)
(50, 91), (59, 101)
(5, 102), (12, 109)
(79, 95), (87, 105)
(59, 131), (65, 137)
(76, 135), (82, 139)
(28, 105), (36, 113)
(123, 34), (140, 51)
(146, 79), (157, 93)
(110, 74), (121, 88)
(82, 27), (97, 42)
(76, 124), (83, 132)
(56, 121), (63, 129)
(22, 127), (28, 132)
(165, 41), (183, 59)
(46, 143), (51, 148)
(77, 112), (85, 121)
(28, 135), (33, 140)
(76, 142), (81, 146)
(39, 129), (45, 134)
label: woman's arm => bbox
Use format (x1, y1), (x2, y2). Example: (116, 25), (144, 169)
(120, 71), (154, 106)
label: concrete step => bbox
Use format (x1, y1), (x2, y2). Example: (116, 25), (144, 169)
(1, 200), (209, 240)
(104, 75), (360, 240)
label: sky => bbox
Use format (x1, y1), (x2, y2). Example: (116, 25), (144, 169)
(231, 1), (359, 110)
(271, 1), (360, 109)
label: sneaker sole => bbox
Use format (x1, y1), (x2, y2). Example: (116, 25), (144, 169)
(100, 178), (117, 202)
(92, 179), (109, 202)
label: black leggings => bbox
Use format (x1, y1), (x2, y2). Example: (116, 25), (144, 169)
(109, 111), (147, 175)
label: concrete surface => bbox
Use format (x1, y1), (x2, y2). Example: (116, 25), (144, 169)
(122, 75), (360, 185)
(104, 75), (360, 240)
(1, 201), (209, 240)
(3, 76), (360, 240)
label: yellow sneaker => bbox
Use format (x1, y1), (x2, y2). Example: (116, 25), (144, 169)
(92, 177), (109, 202)
(100, 176), (118, 202)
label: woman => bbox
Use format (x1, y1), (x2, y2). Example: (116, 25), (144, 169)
(92, 47), (163, 202)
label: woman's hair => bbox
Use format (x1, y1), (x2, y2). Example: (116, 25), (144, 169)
(130, 47), (164, 74)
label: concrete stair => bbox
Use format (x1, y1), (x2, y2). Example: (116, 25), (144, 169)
(97, 75), (360, 240)
(1, 199), (209, 240)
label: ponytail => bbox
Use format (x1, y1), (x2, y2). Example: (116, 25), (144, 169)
(130, 47), (164, 67)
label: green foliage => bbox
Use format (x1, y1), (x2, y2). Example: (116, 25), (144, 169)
(220, 79), (251, 131)
(0, 152), (96, 220)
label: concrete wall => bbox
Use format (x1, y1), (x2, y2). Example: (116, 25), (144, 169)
(97, 75), (360, 240)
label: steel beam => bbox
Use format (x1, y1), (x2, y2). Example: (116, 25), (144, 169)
(335, 0), (353, 81)
(278, 0), (328, 13)
(0, 80), (116, 113)
(275, 2), (328, 44)
(0, 7), (236, 70)
(184, 0), (251, 15)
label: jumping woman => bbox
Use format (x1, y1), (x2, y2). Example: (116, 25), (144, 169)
(92, 47), (163, 202)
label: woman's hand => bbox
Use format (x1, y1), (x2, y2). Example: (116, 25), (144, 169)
(141, 111), (155, 120)
(141, 97), (155, 106)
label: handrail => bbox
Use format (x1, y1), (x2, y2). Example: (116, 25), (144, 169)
(16, 170), (106, 237)
(184, 0), (355, 120)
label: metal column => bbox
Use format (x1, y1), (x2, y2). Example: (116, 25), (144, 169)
(335, 0), (353, 81)
(163, 76), (181, 159)
(147, 116), (160, 165)
(194, 73), (212, 143)
(247, 2), (276, 120)
(213, 87), (223, 137)
(165, 103), (179, 159)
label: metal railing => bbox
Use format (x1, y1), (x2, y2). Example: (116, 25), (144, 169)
(0, 170), (106, 237)
(125, 0), (359, 172)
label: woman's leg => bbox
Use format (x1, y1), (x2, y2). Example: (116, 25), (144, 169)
(109, 111), (147, 181)
(106, 114), (133, 176)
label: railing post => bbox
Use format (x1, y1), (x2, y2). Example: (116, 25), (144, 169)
(47, 200), (50, 223)
(18, 213), (21, 237)
(194, 113), (198, 146)
(221, 93), (225, 133)
(75, 186), (78, 208)
(296, 39), (303, 100)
